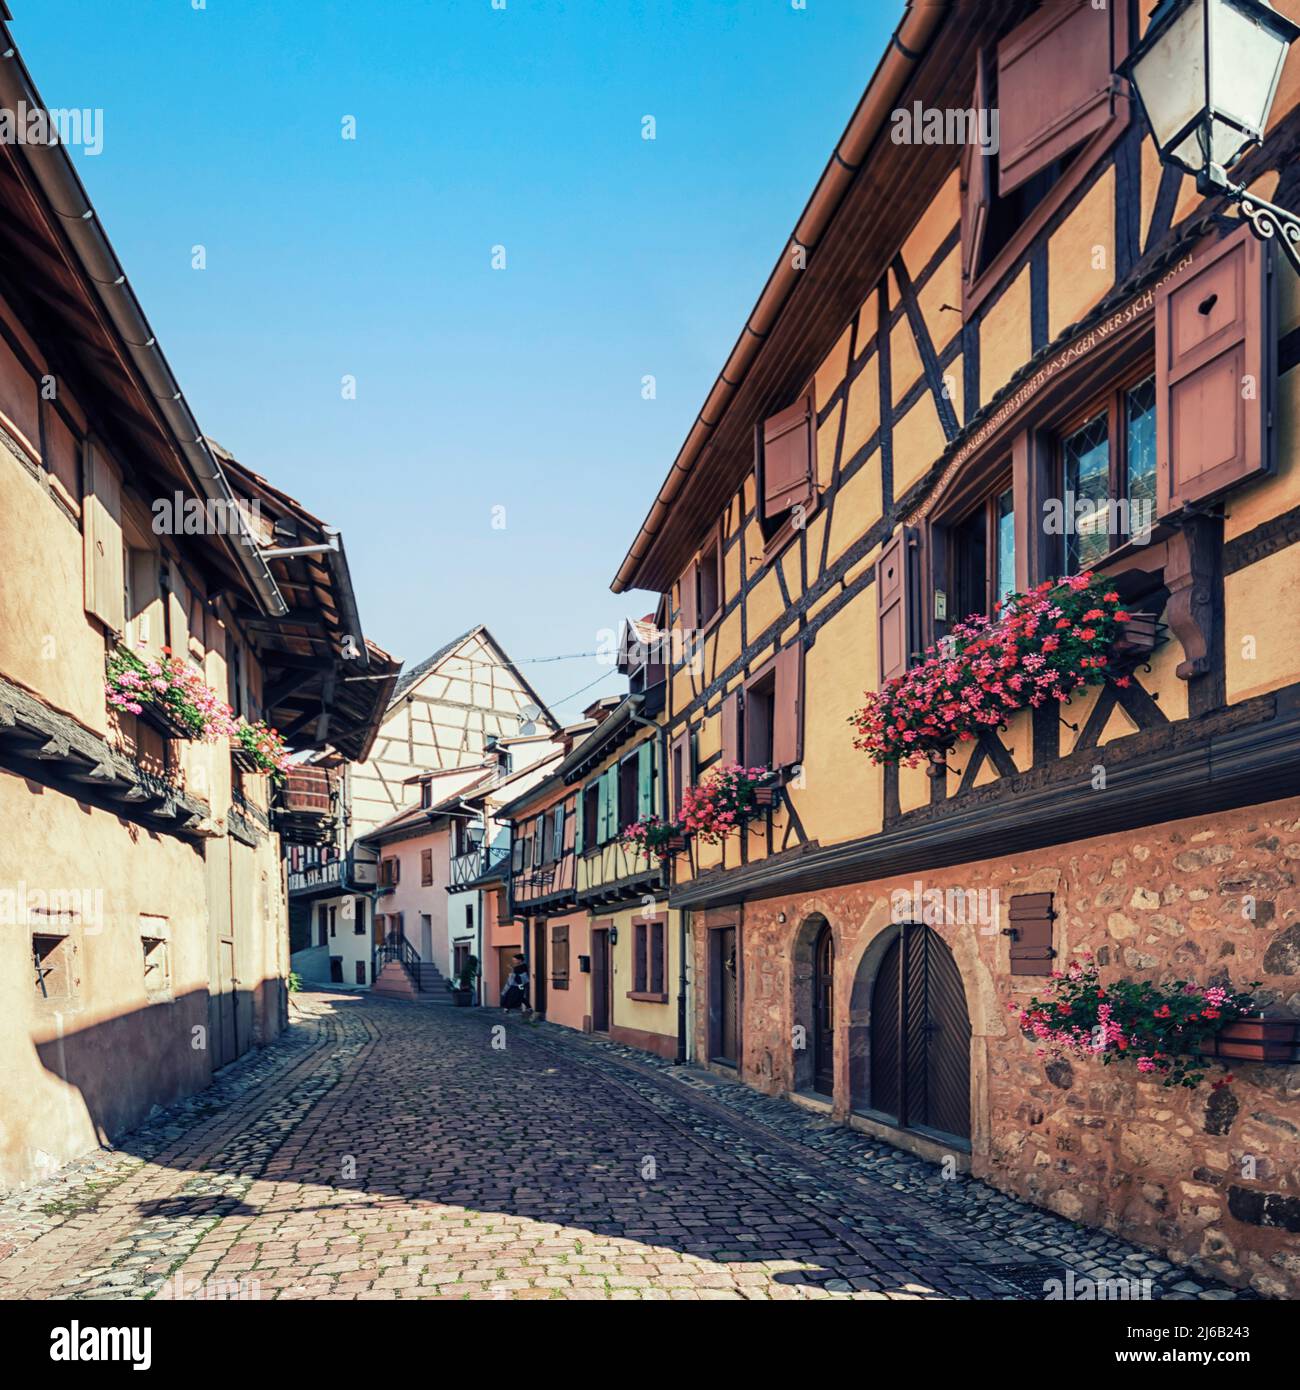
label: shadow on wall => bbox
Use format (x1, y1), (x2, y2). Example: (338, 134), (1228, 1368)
(27, 977), (286, 1183)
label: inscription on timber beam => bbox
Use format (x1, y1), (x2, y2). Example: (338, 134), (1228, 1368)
(907, 255), (1194, 526)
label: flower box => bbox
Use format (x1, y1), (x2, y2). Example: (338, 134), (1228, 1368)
(230, 743), (261, 773)
(1198, 1017), (1300, 1064)
(664, 832), (687, 853)
(136, 698), (200, 741)
(751, 785), (779, 808)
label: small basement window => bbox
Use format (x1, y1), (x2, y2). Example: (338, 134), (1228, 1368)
(142, 933), (170, 995)
(33, 933), (72, 1000)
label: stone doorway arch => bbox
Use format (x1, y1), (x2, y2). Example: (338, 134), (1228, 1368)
(791, 913), (835, 1097)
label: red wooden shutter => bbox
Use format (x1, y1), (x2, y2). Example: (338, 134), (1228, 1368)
(670, 731), (689, 813)
(772, 643), (803, 769)
(876, 527), (914, 684)
(679, 560), (698, 633)
(1155, 226), (1273, 515)
(762, 394), (814, 518)
(961, 51), (990, 286)
(996, 0), (1115, 195)
(1008, 893), (1056, 976)
(721, 689), (742, 766)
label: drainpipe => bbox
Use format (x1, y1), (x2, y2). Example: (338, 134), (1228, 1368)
(628, 698), (686, 1063)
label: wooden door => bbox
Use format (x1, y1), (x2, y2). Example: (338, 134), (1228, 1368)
(532, 920), (547, 1017)
(591, 928), (610, 1032)
(869, 924), (971, 1142)
(812, 923), (835, 1096)
(712, 925), (739, 1065)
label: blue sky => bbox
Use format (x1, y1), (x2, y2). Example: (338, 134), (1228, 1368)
(20, 0), (900, 719)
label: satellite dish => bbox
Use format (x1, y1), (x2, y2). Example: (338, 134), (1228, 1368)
(519, 721), (537, 736)
(518, 703), (541, 736)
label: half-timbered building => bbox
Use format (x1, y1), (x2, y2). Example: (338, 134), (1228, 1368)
(613, 0), (1300, 1295)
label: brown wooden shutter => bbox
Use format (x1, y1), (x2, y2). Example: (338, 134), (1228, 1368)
(772, 643), (803, 769)
(670, 730), (690, 813)
(420, 848), (433, 886)
(961, 51), (991, 286)
(650, 919), (665, 995)
(996, 0), (1115, 195)
(553, 924), (569, 985)
(1155, 226), (1273, 515)
(762, 394), (814, 519)
(83, 444), (125, 634)
(679, 560), (698, 633)
(875, 527), (915, 684)
(0, 332), (39, 455)
(1008, 892), (1056, 976)
(720, 689), (742, 766)
(634, 922), (648, 992)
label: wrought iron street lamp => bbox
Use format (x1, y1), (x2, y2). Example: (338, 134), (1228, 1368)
(1122, 0), (1300, 270)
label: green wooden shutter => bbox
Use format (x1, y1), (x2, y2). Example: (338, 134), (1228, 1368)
(637, 741), (653, 820)
(553, 804), (565, 858)
(596, 774), (609, 844)
(602, 766), (618, 841)
(575, 788), (586, 855)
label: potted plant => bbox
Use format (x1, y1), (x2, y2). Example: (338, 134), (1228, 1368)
(231, 718), (291, 777)
(620, 814), (687, 859)
(850, 573), (1160, 768)
(1011, 954), (1262, 1089)
(450, 955), (479, 1007)
(679, 763), (774, 844)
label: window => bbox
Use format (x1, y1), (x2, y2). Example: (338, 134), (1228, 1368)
(962, 2), (1128, 311)
(671, 735), (688, 815)
(355, 961), (367, 985)
(552, 804), (565, 859)
(141, 930), (170, 996)
(316, 905), (328, 947)
(629, 917), (667, 1002)
(1058, 373), (1157, 572)
(758, 394), (815, 536)
(744, 669), (775, 770)
(353, 898), (367, 936)
(540, 812), (554, 864)
(453, 940), (471, 976)
(948, 480), (1016, 623)
(552, 924), (570, 990)
(380, 856), (400, 887)
(582, 781), (600, 850)
(328, 905), (337, 937)
(618, 754), (639, 831)
(465, 904), (474, 933)
(33, 933), (72, 1000)
(420, 781), (432, 809)
(420, 847), (433, 886)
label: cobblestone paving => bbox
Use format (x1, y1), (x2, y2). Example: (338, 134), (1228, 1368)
(0, 991), (1246, 1301)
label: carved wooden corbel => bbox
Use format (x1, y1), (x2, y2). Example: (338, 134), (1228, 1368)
(1163, 515), (1224, 703)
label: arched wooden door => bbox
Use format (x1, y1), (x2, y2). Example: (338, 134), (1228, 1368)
(869, 924), (970, 1142)
(812, 923), (835, 1096)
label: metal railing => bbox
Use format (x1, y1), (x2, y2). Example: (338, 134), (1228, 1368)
(373, 930), (423, 992)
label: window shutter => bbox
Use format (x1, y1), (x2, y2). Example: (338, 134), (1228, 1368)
(534, 814), (546, 861)
(996, 0), (1116, 196)
(679, 561), (698, 634)
(637, 740), (654, 820)
(876, 526), (915, 684)
(762, 394), (814, 519)
(1008, 892), (1056, 976)
(961, 52), (991, 286)
(83, 444), (125, 634)
(635, 922), (648, 992)
(772, 643), (803, 769)
(421, 848), (433, 886)
(598, 768), (615, 843)
(670, 731), (689, 814)
(511, 836), (523, 873)
(650, 920), (665, 995)
(553, 924), (569, 984)
(1155, 226), (1273, 515)
(575, 788), (586, 856)
(553, 804), (565, 857)
(392, 856), (400, 884)
(721, 689), (742, 766)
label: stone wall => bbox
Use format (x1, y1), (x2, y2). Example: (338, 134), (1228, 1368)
(691, 795), (1300, 1297)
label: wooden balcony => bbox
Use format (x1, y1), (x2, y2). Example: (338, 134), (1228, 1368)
(273, 765), (338, 845)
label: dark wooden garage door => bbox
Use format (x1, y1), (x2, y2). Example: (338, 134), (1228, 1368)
(869, 924), (971, 1142)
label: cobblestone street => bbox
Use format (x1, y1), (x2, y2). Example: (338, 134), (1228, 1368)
(0, 992), (1247, 1302)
